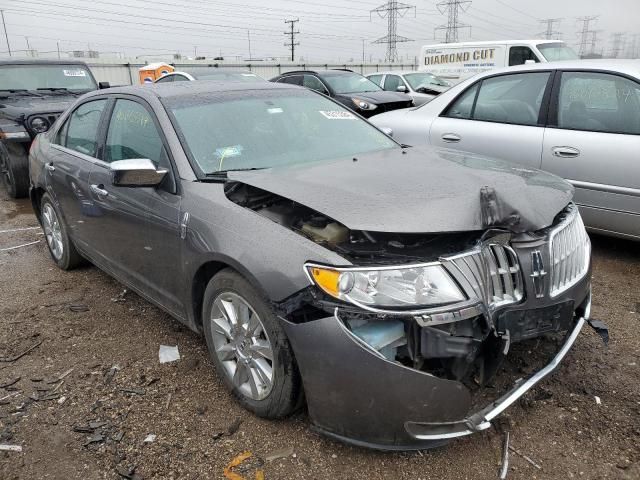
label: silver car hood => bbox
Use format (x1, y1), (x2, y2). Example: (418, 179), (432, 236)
(228, 147), (573, 234)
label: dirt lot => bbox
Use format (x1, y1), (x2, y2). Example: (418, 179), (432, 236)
(1, 192), (639, 480)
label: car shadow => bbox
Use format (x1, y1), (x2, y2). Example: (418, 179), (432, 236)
(589, 232), (640, 263)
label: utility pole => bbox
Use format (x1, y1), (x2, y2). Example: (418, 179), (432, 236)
(538, 18), (563, 40)
(362, 39), (365, 63)
(247, 30), (252, 61)
(371, 1), (416, 62)
(57, 41), (61, 59)
(435, 0), (471, 44)
(609, 32), (625, 58)
(193, 45), (197, 58)
(284, 18), (299, 62)
(576, 15), (599, 57)
(0, 10), (10, 56)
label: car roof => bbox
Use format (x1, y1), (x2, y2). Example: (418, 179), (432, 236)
(476, 59), (640, 79)
(422, 39), (564, 48)
(172, 68), (255, 77)
(83, 80), (299, 101)
(278, 69), (355, 77)
(0, 59), (91, 66)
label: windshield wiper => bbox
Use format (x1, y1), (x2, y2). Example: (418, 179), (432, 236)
(36, 87), (81, 96)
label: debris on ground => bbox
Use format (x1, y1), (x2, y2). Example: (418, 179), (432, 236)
(499, 431), (510, 479)
(120, 387), (146, 396)
(0, 339), (43, 362)
(158, 345), (180, 364)
(104, 365), (121, 385)
(115, 465), (144, 480)
(68, 304), (90, 312)
(265, 446), (295, 462)
(508, 445), (543, 470)
(0, 377), (21, 389)
(143, 434), (156, 443)
(0, 240), (40, 252)
(0, 444), (23, 452)
(111, 289), (129, 303)
(224, 451), (265, 480)
(227, 418), (243, 435)
(595, 395), (602, 405)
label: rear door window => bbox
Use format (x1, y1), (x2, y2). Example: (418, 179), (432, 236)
(279, 75), (303, 86)
(557, 71), (640, 135)
(63, 99), (108, 157)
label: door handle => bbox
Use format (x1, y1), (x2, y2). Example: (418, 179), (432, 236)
(90, 184), (109, 197)
(45, 162), (55, 172)
(441, 133), (461, 143)
(552, 146), (580, 158)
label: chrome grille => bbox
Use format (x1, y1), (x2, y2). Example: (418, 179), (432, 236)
(443, 243), (523, 309)
(549, 205), (590, 297)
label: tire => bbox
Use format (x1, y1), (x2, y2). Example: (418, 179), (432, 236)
(203, 269), (302, 419)
(40, 193), (84, 270)
(0, 142), (30, 199)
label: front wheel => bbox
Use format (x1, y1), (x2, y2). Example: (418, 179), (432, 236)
(203, 269), (302, 418)
(40, 193), (84, 270)
(0, 142), (29, 199)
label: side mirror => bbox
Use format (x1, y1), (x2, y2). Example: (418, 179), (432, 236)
(110, 159), (167, 187)
(396, 85), (408, 93)
(98, 81), (111, 89)
(380, 127), (393, 137)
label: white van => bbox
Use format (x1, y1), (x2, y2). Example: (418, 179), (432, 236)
(418, 40), (578, 83)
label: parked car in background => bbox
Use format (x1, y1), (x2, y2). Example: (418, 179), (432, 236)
(30, 81), (594, 450)
(418, 40), (578, 84)
(370, 60), (640, 241)
(0, 59), (103, 198)
(154, 68), (265, 83)
(270, 69), (413, 117)
(366, 70), (451, 106)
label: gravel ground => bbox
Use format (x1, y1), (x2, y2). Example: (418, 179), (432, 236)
(1, 193), (639, 480)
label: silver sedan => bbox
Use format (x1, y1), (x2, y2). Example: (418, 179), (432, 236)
(366, 70), (451, 106)
(370, 60), (640, 241)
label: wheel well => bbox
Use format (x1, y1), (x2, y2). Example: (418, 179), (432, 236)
(191, 261), (230, 329)
(30, 186), (46, 221)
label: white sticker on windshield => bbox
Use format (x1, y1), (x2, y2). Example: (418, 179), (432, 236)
(268, 107), (283, 114)
(241, 73), (257, 77)
(215, 145), (243, 158)
(63, 69), (87, 77)
(319, 110), (356, 120)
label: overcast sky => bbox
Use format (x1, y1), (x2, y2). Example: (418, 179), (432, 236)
(0, 0), (638, 61)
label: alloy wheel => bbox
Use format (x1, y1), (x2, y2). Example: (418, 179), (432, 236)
(209, 292), (275, 401)
(42, 203), (64, 260)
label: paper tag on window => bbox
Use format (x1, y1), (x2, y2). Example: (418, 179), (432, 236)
(215, 145), (243, 158)
(63, 69), (87, 77)
(319, 110), (356, 120)
(268, 107), (283, 114)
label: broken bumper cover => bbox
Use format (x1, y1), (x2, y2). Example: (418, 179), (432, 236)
(280, 290), (591, 450)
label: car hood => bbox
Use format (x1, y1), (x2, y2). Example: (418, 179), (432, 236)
(336, 90), (411, 104)
(0, 94), (79, 118)
(228, 147), (573, 234)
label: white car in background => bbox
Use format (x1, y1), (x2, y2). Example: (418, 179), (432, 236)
(370, 60), (640, 241)
(366, 71), (451, 106)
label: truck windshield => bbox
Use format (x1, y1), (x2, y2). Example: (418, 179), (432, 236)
(0, 64), (97, 92)
(164, 89), (397, 175)
(322, 73), (382, 94)
(537, 43), (579, 62)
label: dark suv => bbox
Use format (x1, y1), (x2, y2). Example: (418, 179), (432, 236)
(270, 69), (413, 118)
(0, 60), (102, 198)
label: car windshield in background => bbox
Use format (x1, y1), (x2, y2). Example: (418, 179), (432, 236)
(537, 43), (579, 61)
(196, 72), (263, 82)
(404, 73), (451, 90)
(322, 73), (382, 94)
(165, 90), (397, 175)
(0, 64), (97, 92)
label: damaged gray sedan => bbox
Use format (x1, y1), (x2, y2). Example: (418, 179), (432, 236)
(29, 81), (594, 449)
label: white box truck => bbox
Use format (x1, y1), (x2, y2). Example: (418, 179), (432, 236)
(418, 40), (578, 83)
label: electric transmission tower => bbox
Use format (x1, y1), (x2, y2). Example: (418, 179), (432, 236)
(370, 1), (416, 62)
(284, 18), (300, 62)
(609, 32), (626, 58)
(435, 0), (471, 43)
(538, 18), (563, 39)
(576, 15), (599, 57)
(626, 34), (639, 58)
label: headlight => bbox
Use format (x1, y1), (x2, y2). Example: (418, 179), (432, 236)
(29, 117), (50, 134)
(305, 263), (465, 310)
(351, 98), (377, 111)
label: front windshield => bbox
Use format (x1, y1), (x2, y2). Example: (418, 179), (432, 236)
(537, 43), (579, 62)
(196, 72), (264, 82)
(165, 90), (397, 174)
(0, 64), (97, 92)
(404, 73), (451, 90)
(322, 73), (382, 94)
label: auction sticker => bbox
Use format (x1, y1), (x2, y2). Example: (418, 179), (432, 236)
(63, 69), (87, 77)
(319, 110), (356, 120)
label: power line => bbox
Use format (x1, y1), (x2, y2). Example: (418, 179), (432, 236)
(0, 10), (10, 56)
(284, 18), (299, 62)
(576, 15), (599, 57)
(538, 18), (562, 40)
(370, 1), (415, 62)
(435, 0), (471, 44)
